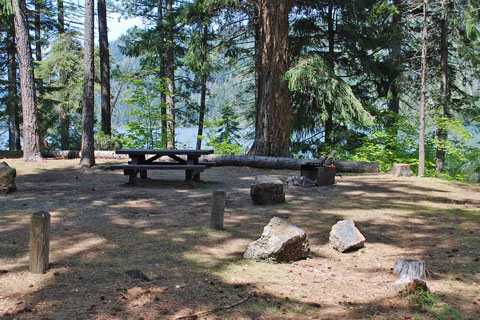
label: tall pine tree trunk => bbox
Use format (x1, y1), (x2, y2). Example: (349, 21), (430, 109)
(386, 0), (402, 133)
(34, 0), (42, 63)
(7, 24), (21, 151)
(158, 0), (168, 148)
(196, 24), (208, 150)
(57, 0), (70, 148)
(324, 2), (335, 146)
(436, 0), (449, 173)
(251, 0), (291, 157)
(12, 0), (43, 161)
(165, 0), (175, 149)
(248, 5), (262, 155)
(58, 0), (64, 33)
(57, 0), (70, 149)
(80, 0), (95, 166)
(98, 0), (112, 135)
(418, 0), (428, 177)
(34, 0), (44, 102)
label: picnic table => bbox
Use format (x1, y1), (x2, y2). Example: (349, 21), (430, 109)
(110, 149), (214, 184)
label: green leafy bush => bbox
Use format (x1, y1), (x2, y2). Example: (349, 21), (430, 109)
(121, 75), (171, 149)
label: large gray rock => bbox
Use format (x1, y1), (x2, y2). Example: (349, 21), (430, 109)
(0, 162), (16, 194)
(329, 220), (365, 252)
(250, 175), (285, 205)
(244, 217), (310, 262)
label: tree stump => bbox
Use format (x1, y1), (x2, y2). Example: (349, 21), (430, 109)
(392, 163), (412, 177)
(211, 190), (226, 230)
(393, 258), (426, 279)
(250, 175), (285, 205)
(29, 211), (50, 274)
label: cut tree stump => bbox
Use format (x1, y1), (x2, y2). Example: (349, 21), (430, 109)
(250, 175), (285, 205)
(393, 258), (426, 279)
(392, 163), (412, 177)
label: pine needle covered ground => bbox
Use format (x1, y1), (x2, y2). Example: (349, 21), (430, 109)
(0, 159), (479, 319)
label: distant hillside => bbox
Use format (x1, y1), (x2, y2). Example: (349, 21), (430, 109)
(107, 38), (254, 130)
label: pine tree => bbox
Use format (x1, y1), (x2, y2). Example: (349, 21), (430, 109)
(80, 0), (95, 166)
(12, 0), (43, 161)
(98, 0), (112, 135)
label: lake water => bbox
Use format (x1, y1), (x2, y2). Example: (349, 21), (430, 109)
(1, 125), (478, 151)
(0, 126), (253, 150)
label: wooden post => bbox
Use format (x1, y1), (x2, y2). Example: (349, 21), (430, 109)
(211, 190), (226, 230)
(29, 211), (50, 274)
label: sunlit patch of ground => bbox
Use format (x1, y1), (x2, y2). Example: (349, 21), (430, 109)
(0, 158), (479, 319)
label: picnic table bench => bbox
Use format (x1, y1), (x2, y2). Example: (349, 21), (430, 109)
(110, 149), (214, 184)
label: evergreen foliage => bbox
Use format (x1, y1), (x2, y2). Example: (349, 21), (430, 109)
(0, 0), (479, 181)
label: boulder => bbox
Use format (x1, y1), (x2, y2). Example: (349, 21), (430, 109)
(244, 217), (310, 262)
(0, 162), (16, 194)
(393, 258), (426, 280)
(250, 175), (285, 205)
(329, 220), (365, 252)
(392, 163), (412, 177)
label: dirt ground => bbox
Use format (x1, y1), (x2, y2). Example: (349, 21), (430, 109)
(0, 158), (479, 320)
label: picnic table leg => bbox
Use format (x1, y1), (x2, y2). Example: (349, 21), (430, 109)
(187, 155), (201, 181)
(129, 172), (137, 184)
(138, 155), (147, 179)
(125, 169), (137, 184)
(185, 169), (193, 182)
(193, 172), (201, 181)
(127, 155), (145, 184)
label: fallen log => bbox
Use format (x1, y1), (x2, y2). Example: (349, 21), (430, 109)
(42, 150), (128, 159)
(199, 154), (379, 173)
(37, 151), (378, 173)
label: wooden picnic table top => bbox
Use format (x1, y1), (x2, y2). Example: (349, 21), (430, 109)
(115, 149), (214, 156)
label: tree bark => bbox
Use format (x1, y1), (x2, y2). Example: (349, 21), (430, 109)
(196, 24), (208, 150)
(7, 23), (21, 151)
(436, 0), (449, 173)
(324, 2), (335, 146)
(199, 154), (379, 173)
(57, 0), (64, 33)
(34, 0), (42, 62)
(98, 0), (112, 135)
(12, 0), (43, 161)
(418, 0), (428, 177)
(57, 0), (70, 149)
(248, 5), (261, 155)
(386, 0), (402, 133)
(165, 0), (175, 149)
(251, 0), (291, 157)
(158, 0), (168, 148)
(80, 0), (95, 167)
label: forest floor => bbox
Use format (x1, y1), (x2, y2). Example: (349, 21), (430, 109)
(0, 158), (479, 320)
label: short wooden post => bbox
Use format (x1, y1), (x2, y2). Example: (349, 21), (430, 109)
(211, 190), (226, 230)
(29, 211), (50, 274)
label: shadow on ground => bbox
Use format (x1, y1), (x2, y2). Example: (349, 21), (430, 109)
(0, 159), (479, 319)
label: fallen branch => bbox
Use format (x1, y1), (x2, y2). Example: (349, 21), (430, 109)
(174, 296), (250, 320)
